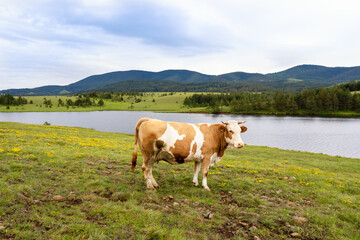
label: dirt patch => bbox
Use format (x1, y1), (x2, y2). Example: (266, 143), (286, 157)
(93, 188), (113, 199)
(213, 219), (250, 239)
(66, 198), (83, 205)
(219, 191), (239, 206)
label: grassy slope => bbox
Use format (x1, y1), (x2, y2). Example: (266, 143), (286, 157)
(0, 122), (359, 239)
(0, 93), (206, 113)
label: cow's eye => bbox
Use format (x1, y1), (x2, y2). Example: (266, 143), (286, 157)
(229, 130), (234, 134)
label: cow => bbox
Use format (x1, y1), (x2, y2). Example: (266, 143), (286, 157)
(131, 118), (247, 191)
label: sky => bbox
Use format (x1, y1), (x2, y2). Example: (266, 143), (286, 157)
(1, 0), (360, 90)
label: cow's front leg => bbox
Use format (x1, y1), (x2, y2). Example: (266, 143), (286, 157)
(192, 161), (201, 186)
(202, 158), (211, 191)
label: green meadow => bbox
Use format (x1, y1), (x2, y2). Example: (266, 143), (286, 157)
(0, 122), (359, 239)
(0, 93), (225, 113)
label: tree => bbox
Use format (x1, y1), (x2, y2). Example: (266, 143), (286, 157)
(317, 89), (331, 111)
(273, 92), (288, 111)
(207, 102), (221, 114)
(66, 99), (74, 106)
(289, 95), (298, 113)
(0, 94), (15, 105)
(58, 98), (64, 107)
(43, 98), (52, 108)
(98, 99), (104, 107)
(352, 94), (360, 112)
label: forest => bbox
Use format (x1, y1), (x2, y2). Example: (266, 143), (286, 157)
(183, 85), (360, 115)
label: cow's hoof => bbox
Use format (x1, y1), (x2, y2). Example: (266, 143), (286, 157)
(192, 182), (199, 187)
(146, 181), (156, 190)
(203, 186), (211, 191)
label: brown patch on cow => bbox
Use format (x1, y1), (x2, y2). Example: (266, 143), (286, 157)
(200, 124), (228, 159)
(225, 129), (233, 139)
(138, 119), (168, 155)
(155, 140), (165, 149)
(191, 142), (197, 154)
(219, 125), (226, 133)
(219, 125), (232, 140)
(169, 122), (196, 160)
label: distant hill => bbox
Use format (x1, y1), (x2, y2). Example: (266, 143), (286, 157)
(2, 65), (360, 95)
(268, 65), (360, 83)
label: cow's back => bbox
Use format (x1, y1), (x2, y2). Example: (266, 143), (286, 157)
(138, 119), (202, 162)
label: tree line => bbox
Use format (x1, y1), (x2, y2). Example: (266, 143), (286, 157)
(338, 80), (360, 92)
(0, 91), (146, 109)
(184, 86), (360, 115)
(0, 94), (28, 105)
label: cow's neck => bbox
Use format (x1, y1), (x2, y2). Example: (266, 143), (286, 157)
(218, 131), (228, 157)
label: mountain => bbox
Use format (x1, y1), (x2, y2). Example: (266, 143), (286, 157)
(268, 65), (360, 83)
(66, 70), (211, 93)
(2, 65), (360, 95)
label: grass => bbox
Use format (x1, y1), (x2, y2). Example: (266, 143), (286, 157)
(0, 122), (359, 239)
(0, 93), (210, 113)
(286, 78), (304, 83)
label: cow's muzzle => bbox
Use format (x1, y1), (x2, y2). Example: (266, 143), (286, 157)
(236, 142), (244, 148)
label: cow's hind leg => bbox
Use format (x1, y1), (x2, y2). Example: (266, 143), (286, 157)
(141, 155), (159, 189)
(148, 161), (159, 188)
(202, 158), (211, 191)
(192, 161), (201, 186)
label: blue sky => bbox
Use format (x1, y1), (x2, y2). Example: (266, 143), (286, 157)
(1, 0), (360, 90)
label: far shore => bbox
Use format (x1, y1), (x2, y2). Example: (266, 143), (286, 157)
(1, 93), (360, 118)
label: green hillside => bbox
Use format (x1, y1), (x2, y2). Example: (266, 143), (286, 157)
(269, 65), (360, 83)
(2, 65), (360, 96)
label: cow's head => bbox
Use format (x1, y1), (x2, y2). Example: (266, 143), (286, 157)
(221, 120), (247, 148)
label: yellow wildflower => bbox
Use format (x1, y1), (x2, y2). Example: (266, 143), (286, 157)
(11, 148), (21, 153)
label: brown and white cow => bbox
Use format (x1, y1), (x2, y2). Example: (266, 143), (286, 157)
(131, 118), (247, 191)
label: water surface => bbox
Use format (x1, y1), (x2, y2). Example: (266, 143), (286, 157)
(1, 111), (359, 159)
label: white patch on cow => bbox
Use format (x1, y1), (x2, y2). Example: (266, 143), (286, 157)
(158, 123), (185, 151)
(192, 162), (201, 186)
(185, 124), (204, 161)
(209, 152), (222, 167)
(202, 168), (210, 190)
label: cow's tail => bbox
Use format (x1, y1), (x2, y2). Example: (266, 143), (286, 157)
(132, 118), (150, 170)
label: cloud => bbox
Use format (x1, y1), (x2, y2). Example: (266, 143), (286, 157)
(1, 0), (360, 90)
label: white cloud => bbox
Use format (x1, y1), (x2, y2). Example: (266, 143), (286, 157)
(1, 0), (360, 90)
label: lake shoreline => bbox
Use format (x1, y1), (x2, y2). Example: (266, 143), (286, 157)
(2, 108), (360, 118)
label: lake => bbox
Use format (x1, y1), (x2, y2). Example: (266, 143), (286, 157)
(1, 111), (359, 159)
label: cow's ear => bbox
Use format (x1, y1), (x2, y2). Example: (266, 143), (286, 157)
(240, 126), (247, 133)
(219, 125), (226, 132)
